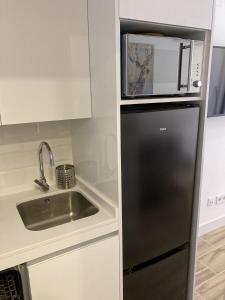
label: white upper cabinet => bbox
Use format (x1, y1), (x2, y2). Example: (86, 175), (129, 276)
(119, 0), (214, 29)
(0, 0), (91, 125)
(213, 0), (225, 46)
(27, 236), (120, 300)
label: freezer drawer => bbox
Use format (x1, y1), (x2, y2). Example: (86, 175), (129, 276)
(123, 248), (189, 300)
(121, 105), (199, 269)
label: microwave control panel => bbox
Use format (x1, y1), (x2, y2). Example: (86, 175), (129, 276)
(189, 40), (204, 93)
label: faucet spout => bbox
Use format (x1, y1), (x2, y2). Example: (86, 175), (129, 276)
(35, 141), (54, 192)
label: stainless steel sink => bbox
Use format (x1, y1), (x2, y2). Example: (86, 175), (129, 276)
(17, 191), (99, 231)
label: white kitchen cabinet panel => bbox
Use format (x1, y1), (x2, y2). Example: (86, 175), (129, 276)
(27, 236), (120, 300)
(213, 0), (225, 46)
(0, 0), (91, 125)
(119, 0), (214, 29)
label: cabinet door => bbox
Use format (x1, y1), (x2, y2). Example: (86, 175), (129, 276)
(119, 0), (214, 29)
(213, 0), (225, 46)
(27, 236), (120, 300)
(0, 0), (91, 125)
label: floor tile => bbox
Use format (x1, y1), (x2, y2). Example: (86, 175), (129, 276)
(197, 271), (225, 300)
(197, 238), (214, 257)
(196, 261), (207, 273)
(200, 247), (225, 273)
(195, 267), (215, 287)
(203, 227), (225, 249)
(194, 293), (205, 300)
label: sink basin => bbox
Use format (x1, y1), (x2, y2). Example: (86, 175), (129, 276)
(17, 191), (99, 231)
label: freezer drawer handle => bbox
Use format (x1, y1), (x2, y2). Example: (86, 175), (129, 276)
(124, 243), (189, 275)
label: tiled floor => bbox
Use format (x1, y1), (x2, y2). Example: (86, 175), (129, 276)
(195, 226), (225, 299)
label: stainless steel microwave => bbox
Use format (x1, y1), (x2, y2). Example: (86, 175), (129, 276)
(121, 34), (204, 98)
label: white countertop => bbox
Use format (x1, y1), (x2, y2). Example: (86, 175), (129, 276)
(0, 180), (119, 271)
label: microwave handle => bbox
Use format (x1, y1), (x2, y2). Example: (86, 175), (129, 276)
(187, 41), (194, 92)
(178, 43), (191, 91)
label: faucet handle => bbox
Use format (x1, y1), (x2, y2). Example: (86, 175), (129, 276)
(34, 178), (49, 192)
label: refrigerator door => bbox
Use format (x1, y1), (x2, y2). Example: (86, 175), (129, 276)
(121, 105), (199, 269)
(124, 248), (189, 300)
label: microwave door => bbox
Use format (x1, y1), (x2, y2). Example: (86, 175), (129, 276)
(122, 35), (193, 97)
(153, 39), (190, 95)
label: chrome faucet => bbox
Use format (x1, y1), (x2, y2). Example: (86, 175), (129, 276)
(34, 141), (54, 192)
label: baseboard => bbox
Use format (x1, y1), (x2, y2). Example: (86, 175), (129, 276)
(199, 215), (225, 236)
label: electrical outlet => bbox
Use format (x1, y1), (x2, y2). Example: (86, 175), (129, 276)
(207, 194), (225, 207)
(207, 197), (215, 206)
(216, 194), (225, 205)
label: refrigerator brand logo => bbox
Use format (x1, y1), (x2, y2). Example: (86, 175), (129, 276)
(160, 128), (167, 132)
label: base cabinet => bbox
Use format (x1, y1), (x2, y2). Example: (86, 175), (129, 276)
(27, 236), (120, 300)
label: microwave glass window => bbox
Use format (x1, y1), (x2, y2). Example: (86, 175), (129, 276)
(127, 43), (154, 96)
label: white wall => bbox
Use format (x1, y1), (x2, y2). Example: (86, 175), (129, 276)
(0, 121), (73, 195)
(199, 117), (225, 234)
(199, 0), (225, 235)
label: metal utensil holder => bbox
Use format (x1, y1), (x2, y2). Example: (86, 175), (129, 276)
(56, 164), (76, 189)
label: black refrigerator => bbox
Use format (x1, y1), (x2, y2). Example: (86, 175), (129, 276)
(121, 104), (200, 300)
